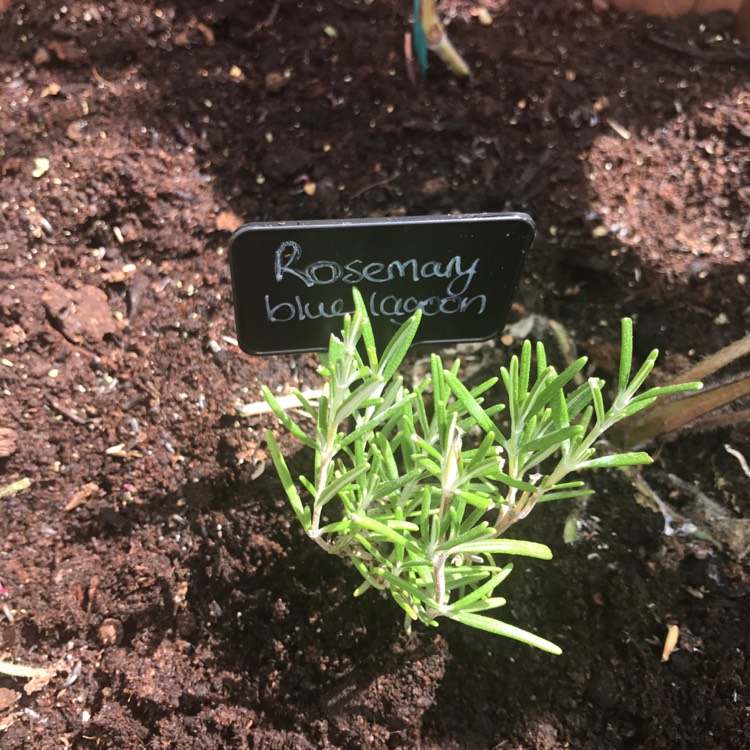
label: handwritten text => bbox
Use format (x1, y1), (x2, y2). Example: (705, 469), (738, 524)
(267, 240), (487, 325)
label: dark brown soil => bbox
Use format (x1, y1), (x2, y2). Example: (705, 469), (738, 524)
(1, 1), (749, 747)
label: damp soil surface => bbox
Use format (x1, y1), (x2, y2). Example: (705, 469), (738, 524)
(1, 1), (750, 747)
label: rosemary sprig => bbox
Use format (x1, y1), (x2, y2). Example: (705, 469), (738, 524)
(263, 291), (700, 653)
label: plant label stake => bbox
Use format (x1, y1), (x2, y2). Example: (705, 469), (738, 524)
(229, 212), (534, 356)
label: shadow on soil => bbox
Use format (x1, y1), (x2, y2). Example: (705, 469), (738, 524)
(4, 0), (748, 353)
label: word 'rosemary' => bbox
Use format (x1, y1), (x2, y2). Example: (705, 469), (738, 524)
(263, 290), (700, 653)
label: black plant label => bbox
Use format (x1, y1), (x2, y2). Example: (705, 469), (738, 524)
(229, 213), (534, 356)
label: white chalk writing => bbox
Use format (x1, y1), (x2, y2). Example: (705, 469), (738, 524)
(268, 241), (487, 324)
(274, 241), (479, 296)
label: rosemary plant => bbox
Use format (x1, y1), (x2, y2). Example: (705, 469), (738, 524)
(262, 290), (700, 653)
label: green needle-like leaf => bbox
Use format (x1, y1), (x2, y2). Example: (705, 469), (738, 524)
(581, 452), (652, 469)
(617, 397), (658, 420)
(351, 558), (386, 592)
(316, 464), (370, 508)
(634, 382), (703, 401)
(392, 590), (420, 620)
(431, 354), (448, 446)
(519, 340), (532, 398)
(265, 430), (311, 529)
(261, 386), (317, 449)
(375, 567), (439, 610)
(291, 388), (319, 419)
(626, 350), (658, 395)
(340, 394), (414, 448)
(588, 377), (606, 425)
(434, 522), (493, 552)
(379, 310), (423, 381)
(464, 432), (497, 474)
(327, 333), (345, 369)
(456, 597), (508, 614)
(536, 341), (547, 376)
(449, 611), (562, 654)
(443, 370), (504, 443)
(495, 472), (538, 493)
(537, 488), (594, 503)
(335, 378), (384, 423)
(318, 519), (353, 535)
(453, 488), (495, 511)
(352, 287), (378, 370)
(452, 539), (553, 560)
(414, 455), (443, 478)
(450, 566), (513, 611)
(368, 469), (424, 502)
(522, 425), (583, 454)
(618, 318), (633, 392)
(566, 381), (594, 420)
(351, 514), (413, 548)
(533, 357), (588, 415)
